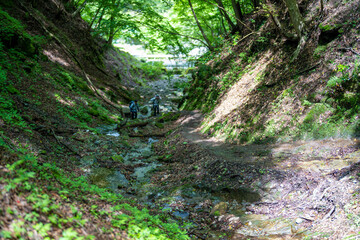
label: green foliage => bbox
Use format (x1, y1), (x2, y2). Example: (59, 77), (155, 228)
(319, 23), (342, 31)
(0, 7), (44, 56)
(326, 75), (344, 88)
(303, 103), (330, 124)
(139, 61), (164, 80)
(53, 68), (92, 94)
(313, 45), (327, 58)
(0, 93), (28, 129)
(0, 145), (189, 239)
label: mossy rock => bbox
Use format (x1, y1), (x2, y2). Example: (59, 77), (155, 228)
(210, 202), (228, 216)
(303, 103), (332, 124)
(157, 112), (181, 123)
(88, 167), (114, 188)
(341, 92), (359, 108)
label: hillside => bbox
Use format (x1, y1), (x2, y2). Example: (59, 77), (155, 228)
(0, 0), (189, 239)
(182, 0), (360, 143)
(1, 0), (360, 239)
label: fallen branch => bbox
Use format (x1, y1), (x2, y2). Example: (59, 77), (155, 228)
(299, 216), (314, 222)
(51, 129), (81, 156)
(295, 61), (322, 75)
(188, 231), (207, 240)
(338, 47), (360, 56)
(322, 205), (336, 220)
(34, 125), (77, 135)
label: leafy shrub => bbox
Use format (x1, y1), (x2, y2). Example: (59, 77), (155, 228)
(139, 61), (164, 80)
(327, 76), (344, 88)
(303, 103), (331, 124)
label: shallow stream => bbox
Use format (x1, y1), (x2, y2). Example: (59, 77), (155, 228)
(82, 74), (360, 239)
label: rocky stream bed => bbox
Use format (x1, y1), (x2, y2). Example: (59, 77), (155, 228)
(74, 75), (360, 239)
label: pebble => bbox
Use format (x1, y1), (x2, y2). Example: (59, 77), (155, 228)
(295, 218), (303, 224)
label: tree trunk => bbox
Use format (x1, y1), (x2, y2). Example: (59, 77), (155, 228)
(95, 7), (106, 30)
(283, 0), (305, 38)
(320, 0), (324, 14)
(252, 0), (259, 9)
(215, 0), (236, 31)
(72, 0), (88, 17)
(219, 9), (228, 33)
(88, 5), (103, 30)
(265, 2), (297, 39)
(107, 14), (115, 44)
(231, 0), (243, 29)
(188, 0), (214, 51)
(283, 0), (307, 61)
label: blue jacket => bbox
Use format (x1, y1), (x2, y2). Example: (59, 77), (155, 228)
(129, 101), (139, 112)
(150, 97), (161, 106)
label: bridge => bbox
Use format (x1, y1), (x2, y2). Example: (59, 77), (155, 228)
(115, 44), (196, 69)
(133, 54), (194, 69)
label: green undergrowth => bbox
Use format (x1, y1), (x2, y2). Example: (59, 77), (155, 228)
(0, 7), (44, 130)
(0, 144), (189, 239)
(183, 31), (360, 143)
(181, 46), (258, 114)
(201, 60), (360, 143)
(0, 7), (121, 131)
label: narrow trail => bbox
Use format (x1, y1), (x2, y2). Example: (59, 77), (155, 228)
(179, 110), (360, 171)
(114, 75), (360, 239)
(174, 111), (360, 238)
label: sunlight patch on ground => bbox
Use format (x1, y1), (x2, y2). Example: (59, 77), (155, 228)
(206, 51), (272, 128)
(43, 50), (70, 67)
(54, 93), (75, 106)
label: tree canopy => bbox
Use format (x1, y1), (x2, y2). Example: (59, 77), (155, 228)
(75, 0), (307, 57)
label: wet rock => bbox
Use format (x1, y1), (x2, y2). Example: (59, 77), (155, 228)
(88, 167), (114, 188)
(211, 202), (228, 216)
(132, 163), (161, 181)
(108, 171), (130, 190)
(148, 138), (159, 144)
(173, 211), (189, 219)
(217, 214), (242, 231)
(122, 106), (130, 115)
(80, 155), (97, 167)
(140, 106), (149, 115)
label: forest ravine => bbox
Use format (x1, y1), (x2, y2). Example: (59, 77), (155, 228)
(1, 0), (360, 239)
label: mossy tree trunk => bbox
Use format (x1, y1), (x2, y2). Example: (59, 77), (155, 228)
(215, 0), (236, 33)
(283, 0), (307, 61)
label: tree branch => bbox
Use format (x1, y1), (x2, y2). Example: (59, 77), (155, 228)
(201, 0), (253, 33)
(139, 21), (210, 48)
